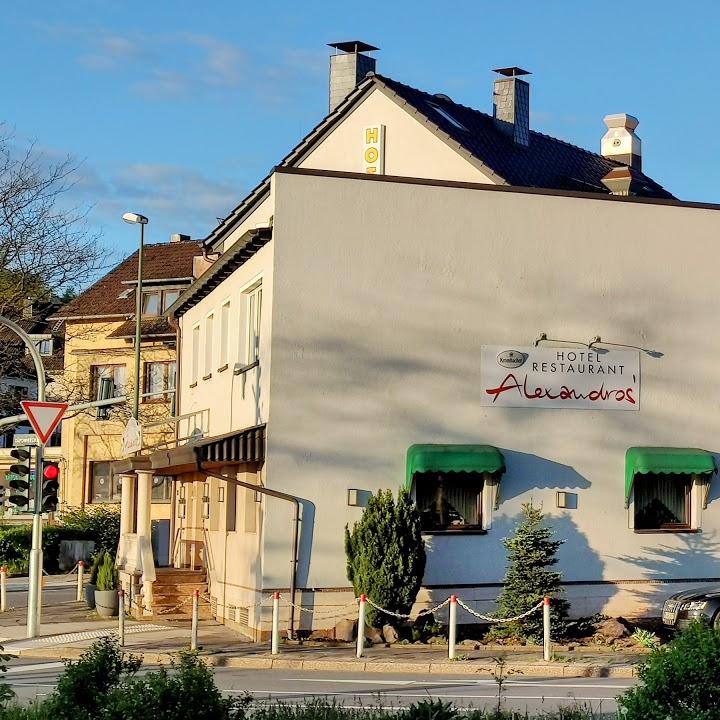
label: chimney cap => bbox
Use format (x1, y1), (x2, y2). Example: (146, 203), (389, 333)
(603, 113), (639, 131)
(493, 66), (531, 77)
(328, 40), (379, 54)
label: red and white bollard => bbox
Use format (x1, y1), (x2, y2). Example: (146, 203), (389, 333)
(356, 594), (367, 659)
(118, 589), (125, 646)
(76, 561), (85, 602)
(0, 566), (7, 613)
(543, 596), (551, 661)
(448, 595), (458, 659)
(271, 592), (281, 655)
(190, 589), (200, 651)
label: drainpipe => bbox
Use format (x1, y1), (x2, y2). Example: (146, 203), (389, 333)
(194, 449), (300, 638)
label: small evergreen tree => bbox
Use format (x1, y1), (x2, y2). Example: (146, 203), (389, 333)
(489, 502), (569, 642)
(344, 488), (426, 627)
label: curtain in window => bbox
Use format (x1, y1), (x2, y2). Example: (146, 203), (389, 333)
(416, 472), (482, 530)
(635, 473), (689, 528)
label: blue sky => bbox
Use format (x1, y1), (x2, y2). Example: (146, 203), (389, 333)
(3, 1), (719, 283)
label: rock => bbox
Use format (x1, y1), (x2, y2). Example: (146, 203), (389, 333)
(428, 635), (447, 645)
(334, 619), (356, 643)
(365, 626), (384, 644)
(458, 639), (480, 649)
(382, 624), (399, 644)
(308, 630), (331, 641)
(595, 618), (630, 641)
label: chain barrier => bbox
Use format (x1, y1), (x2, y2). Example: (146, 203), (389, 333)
(364, 595), (451, 620)
(155, 595), (193, 616)
(455, 597), (544, 623)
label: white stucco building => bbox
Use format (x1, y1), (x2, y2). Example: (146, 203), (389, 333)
(114, 43), (720, 637)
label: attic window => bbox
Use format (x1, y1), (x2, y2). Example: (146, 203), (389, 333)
(428, 103), (468, 132)
(117, 288), (133, 300)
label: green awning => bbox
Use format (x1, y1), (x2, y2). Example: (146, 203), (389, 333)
(405, 444), (506, 490)
(625, 447), (717, 508)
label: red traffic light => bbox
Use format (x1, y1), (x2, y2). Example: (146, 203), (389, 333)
(43, 463), (60, 481)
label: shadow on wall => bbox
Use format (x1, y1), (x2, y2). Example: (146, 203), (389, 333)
(423, 508), (613, 618)
(498, 449), (591, 503)
(617, 531), (720, 615)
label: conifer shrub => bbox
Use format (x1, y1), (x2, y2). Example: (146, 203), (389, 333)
(618, 621), (720, 719)
(95, 551), (118, 591)
(344, 488), (426, 627)
(486, 502), (569, 643)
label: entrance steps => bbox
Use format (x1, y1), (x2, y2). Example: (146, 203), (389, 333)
(151, 568), (213, 620)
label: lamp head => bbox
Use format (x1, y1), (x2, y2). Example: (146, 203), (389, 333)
(122, 212), (149, 225)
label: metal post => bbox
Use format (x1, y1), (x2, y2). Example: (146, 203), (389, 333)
(543, 596), (551, 662)
(271, 592), (280, 655)
(191, 589), (199, 650)
(356, 594), (367, 659)
(0, 566), (7, 612)
(118, 590), (125, 646)
(448, 595), (457, 659)
(133, 222), (144, 422)
(76, 561), (85, 602)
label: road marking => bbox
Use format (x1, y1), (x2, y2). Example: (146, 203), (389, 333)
(282, 677), (634, 689)
(4, 624), (169, 650)
(235, 690), (617, 702)
(6, 662), (64, 674)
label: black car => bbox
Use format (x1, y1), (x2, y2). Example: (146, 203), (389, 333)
(662, 586), (720, 630)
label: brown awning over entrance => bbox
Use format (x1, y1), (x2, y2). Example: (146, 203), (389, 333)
(110, 424), (266, 477)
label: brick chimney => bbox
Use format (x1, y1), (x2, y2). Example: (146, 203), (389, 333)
(328, 41), (378, 112)
(493, 67), (531, 147)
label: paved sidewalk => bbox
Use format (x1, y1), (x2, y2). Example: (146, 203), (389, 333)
(0, 600), (647, 678)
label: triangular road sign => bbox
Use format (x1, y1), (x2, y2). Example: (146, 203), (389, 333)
(21, 401), (68, 445)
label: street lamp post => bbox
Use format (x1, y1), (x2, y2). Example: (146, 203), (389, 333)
(122, 213), (149, 421)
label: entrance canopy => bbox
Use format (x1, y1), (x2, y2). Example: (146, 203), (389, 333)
(405, 444), (506, 490)
(625, 447), (717, 507)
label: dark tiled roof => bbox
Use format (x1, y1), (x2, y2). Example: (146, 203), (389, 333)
(108, 317), (175, 339)
(51, 240), (204, 319)
(376, 75), (674, 199)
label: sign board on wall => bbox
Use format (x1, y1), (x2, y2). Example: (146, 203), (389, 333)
(480, 346), (640, 411)
(363, 125), (385, 174)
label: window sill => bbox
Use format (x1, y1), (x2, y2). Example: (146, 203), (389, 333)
(217, 364), (229, 373)
(189, 382), (198, 388)
(421, 529), (488, 536)
(634, 528), (700, 534)
(202, 373), (212, 381)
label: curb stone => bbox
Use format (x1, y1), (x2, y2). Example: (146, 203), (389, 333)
(10, 646), (638, 677)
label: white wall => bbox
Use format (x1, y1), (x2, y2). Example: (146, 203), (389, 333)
(298, 88), (496, 184)
(263, 169), (720, 616)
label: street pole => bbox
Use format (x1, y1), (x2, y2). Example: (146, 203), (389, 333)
(0, 315), (46, 638)
(133, 220), (144, 421)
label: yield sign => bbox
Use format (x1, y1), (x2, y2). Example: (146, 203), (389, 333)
(21, 401), (68, 445)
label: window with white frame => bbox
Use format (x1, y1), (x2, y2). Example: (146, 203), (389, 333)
(245, 283), (262, 363)
(191, 324), (200, 384)
(204, 313), (214, 377)
(219, 300), (230, 368)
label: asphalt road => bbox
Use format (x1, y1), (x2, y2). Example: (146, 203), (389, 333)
(3, 658), (635, 715)
(4, 582), (76, 612)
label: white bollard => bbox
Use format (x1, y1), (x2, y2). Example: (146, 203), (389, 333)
(356, 594), (367, 659)
(118, 590), (125, 647)
(76, 561), (85, 603)
(448, 595), (457, 659)
(190, 589), (199, 651)
(271, 592), (280, 655)
(0, 566), (6, 613)
(543, 596), (551, 661)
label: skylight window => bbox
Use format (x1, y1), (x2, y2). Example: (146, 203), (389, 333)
(428, 103), (468, 131)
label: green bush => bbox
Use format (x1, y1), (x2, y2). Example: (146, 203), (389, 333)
(59, 506), (121, 556)
(487, 503), (569, 643)
(344, 488), (426, 628)
(618, 620), (720, 719)
(95, 552), (118, 592)
(88, 551), (103, 585)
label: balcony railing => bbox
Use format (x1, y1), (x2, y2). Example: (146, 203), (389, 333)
(141, 408), (210, 453)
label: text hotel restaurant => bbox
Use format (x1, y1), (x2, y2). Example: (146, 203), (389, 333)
(109, 42), (720, 637)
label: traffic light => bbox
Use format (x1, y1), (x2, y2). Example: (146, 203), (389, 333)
(41, 461), (60, 512)
(8, 448), (32, 508)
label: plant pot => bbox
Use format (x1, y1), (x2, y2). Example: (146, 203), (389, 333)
(84, 583), (97, 609)
(94, 589), (118, 617)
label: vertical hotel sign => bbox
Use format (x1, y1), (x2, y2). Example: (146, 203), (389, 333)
(480, 346), (640, 410)
(363, 125), (385, 174)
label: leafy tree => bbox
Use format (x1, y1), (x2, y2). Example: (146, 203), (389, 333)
(488, 502), (569, 643)
(619, 621), (720, 719)
(344, 488), (426, 627)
